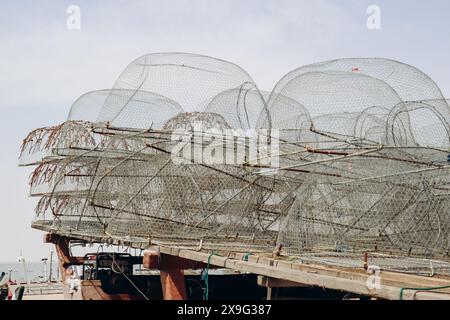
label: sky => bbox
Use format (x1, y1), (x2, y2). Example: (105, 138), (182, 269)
(0, 0), (449, 262)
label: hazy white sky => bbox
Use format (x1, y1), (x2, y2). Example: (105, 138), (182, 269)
(0, 0), (449, 262)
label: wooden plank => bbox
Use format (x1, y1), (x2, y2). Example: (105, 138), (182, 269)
(210, 248), (450, 291)
(228, 258), (450, 300)
(288, 261), (450, 290)
(177, 250), (229, 268)
(257, 276), (307, 288)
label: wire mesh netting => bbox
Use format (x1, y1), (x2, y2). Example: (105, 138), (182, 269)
(19, 53), (450, 274)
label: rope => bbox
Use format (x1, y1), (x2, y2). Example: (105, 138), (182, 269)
(109, 253), (150, 300)
(242, 253), (252, 262)
(204, 253), (218, 300)
(399, 285), (450, 300)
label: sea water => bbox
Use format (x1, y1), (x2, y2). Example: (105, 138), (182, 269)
(0, 261), (60, 284)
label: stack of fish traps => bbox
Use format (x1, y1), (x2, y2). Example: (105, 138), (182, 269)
(20, 53), (450, 274)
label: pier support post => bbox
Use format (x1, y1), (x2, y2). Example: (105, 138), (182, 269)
(143, 251), (207, 300)
(160, 269), (187, 300)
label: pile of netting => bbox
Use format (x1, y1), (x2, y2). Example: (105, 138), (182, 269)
(19, 53), (450, 273)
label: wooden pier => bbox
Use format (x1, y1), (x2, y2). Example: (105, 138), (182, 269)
(41, 232), (450, 300)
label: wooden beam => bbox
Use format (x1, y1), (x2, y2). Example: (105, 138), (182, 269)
(257, 275), (307, 288)
(143, 251), (207, 270)
(43, 233), (85, 300)
(44, 234), (84, 267)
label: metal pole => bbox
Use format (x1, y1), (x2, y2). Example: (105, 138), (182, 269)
(56, 258), (60, 282)
(41, 258), (48, 282)
(22, 260), (28, 284)
(49, 252), (53, 282)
